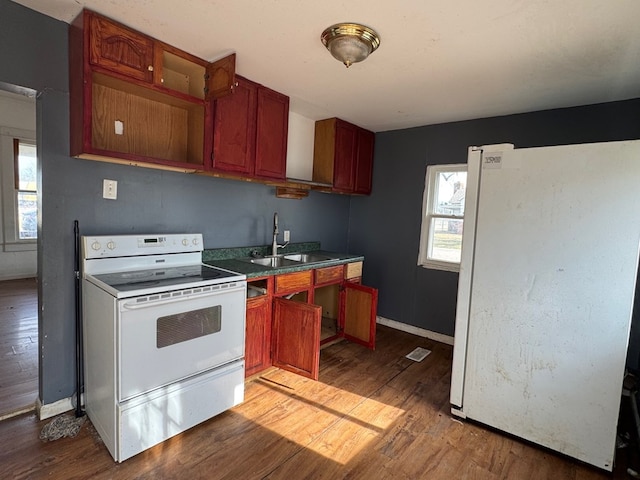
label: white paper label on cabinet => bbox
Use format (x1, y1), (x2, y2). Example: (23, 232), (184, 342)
(114, 120), (124, 135)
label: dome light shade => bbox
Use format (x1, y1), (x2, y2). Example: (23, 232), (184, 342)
(321, 23), (380, 68)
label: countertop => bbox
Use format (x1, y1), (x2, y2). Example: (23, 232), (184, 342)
(202, 242), (364, 279)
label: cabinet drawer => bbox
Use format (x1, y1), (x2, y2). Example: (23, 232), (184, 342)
(275, 270), (312, 294)
(344, 261), (363, 279)
(314, 265), (343, 286)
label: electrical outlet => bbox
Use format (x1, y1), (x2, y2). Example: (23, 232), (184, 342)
(284, 230), (290, 242)
(103, 179), (118, 200)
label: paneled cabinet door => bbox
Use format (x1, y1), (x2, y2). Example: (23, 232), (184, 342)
(272, 298), (321, 380)
(89, 13), (154, 83)
(212, 76), (258, 174)
(245, 295), (272, 378)
(333, 120), (358, 192)
(254, 86), (289, 179)
(340, 283), (378, 350)
(354, 128), (375, 195)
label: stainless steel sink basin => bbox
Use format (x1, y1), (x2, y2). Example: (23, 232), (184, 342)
(237, 252), (333, 268)
(283, 253), (332, 263)
(244, 256), (300, 268)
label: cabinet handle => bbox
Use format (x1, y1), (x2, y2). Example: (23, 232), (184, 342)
(147, 65), (154, 71)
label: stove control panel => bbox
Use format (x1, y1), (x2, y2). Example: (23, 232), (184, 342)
(83, 234), (204, 259)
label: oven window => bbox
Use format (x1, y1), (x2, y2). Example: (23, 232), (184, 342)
(156, 305), (222, 348)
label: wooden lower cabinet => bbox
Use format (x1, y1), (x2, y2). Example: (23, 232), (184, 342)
(272, 298), (321, 380)
(341, 283), (378, 350)
(245, 294), (272, 377)
(244, 263), (378, 381)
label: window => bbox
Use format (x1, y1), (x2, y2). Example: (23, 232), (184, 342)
(418, 164), (467, 272)
(14, 139), (37, 240)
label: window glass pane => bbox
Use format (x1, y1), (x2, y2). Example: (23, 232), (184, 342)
(17, 143), (37, 191)
(430, 218), (464, 263)
(17, 191), (37, 239)
(434, 171), (466, 216)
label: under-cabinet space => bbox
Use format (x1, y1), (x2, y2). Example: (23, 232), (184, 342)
(247, 279), (269, 298)
(314, 284), (340, 342)
(88, 73), (205, 165)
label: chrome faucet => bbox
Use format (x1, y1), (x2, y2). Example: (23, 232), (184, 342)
(272, 212), (288, 256)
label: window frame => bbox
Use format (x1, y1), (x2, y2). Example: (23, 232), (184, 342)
(1, 127), (37, 251)
(417, 163), (467, 273)
(13, 138), (38, 241)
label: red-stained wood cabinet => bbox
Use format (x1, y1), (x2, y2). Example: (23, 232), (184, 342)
(245, 277), (273, 377)
(312, 118), (375, 195)
(266, 262), (377, 381)
(211, 76), (289, 180)
(69, 9), (235, 170)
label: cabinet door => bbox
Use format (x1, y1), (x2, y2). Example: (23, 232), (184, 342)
(254, 87), (289, 179)
(333, 120), (357, 192)
(89, 13), (154, 83)
(212, 76), (257, 174)
(245, 295), (272, 377)
(272, 298), (321, 380)
(205, 53), (236, 100)
(354, 128), (374, 195)
(340, 283), (378, 350)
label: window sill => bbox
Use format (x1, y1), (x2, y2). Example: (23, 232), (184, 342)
(418, 260), (460, 273)
(4, 241), (36, 252)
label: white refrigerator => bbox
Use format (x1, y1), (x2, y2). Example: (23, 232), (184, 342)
(450, 140), (640, 471)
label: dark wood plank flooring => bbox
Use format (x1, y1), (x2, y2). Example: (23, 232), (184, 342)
(0, 278), (38, 418)
(0, 324), (635, 479)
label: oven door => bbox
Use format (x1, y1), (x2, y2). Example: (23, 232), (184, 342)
(118, 282), (246, 401)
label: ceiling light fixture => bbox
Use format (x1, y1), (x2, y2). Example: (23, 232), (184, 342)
(321, 23), (380, 68)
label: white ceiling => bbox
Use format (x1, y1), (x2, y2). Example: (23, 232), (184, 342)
(12, 0), (640, 132)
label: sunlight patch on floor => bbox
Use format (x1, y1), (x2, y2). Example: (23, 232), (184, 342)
(239, 371), (406, 465)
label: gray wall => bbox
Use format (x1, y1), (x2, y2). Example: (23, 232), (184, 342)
(349, 99), (640, 338)
(1, 0), (350, 405)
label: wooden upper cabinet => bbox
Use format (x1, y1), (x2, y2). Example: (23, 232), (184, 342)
(255, 86), (289, 179)
(333, 120), (357, 192)
(70, 9), (239, 170)
(206, 54), (236, 100)
(89, 13), (154, 83)
(354, 128), (375, 195)
(212, 76), (257, 175)
(313, 117), (375, 195)
(211, 76), (289, 180)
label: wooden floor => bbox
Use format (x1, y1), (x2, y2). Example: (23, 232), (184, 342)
(0, 278), (38, 419)
(0, 324), (635, 479)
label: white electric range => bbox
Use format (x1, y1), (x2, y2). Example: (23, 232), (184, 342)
(82, 233), (247, 462)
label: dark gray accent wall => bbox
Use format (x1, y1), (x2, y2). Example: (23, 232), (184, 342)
(348, 99), (640, 339)
(1, 0), (350, 406)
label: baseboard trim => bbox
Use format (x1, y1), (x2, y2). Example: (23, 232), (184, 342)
(0, 403), (35, 422)
(37, 396), (74, 420)
(376, 316), (454, 346)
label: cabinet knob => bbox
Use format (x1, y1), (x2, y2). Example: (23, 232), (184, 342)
(147, 65), (154, 71)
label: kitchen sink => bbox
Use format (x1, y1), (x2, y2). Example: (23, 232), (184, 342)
(283, 253), (332, 263)
(237, 252), (333, 268)
(243, 256), (300, 268)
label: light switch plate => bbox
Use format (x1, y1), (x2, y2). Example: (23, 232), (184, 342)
(284, 230), (290, 242)
(103, 179), (117, 200)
